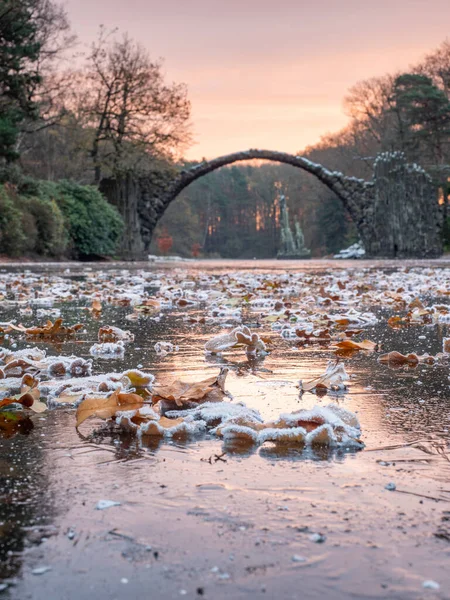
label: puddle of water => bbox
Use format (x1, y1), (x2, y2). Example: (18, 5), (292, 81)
(0, 261), (449, 599)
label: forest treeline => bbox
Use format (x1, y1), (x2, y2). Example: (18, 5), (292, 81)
(153, 45), (450, 257)
(1, 0), (450, 258)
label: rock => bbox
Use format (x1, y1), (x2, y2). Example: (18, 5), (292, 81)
(385, 482), (396, 491)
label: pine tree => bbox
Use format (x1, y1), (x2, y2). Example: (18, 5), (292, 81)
(0, 0), (42, 162)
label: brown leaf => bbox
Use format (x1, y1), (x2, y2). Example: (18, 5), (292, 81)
(0, 375), (47, 413)
(295, 328), (331, 342)
(335, 339), (377, 351)
(409, 298), (424, 310)
(24, 318), (83, 338)
(0, 412), (34, 439)
(3, 358), (40, 377)
(296, 418), (325, 433)
(378, 351), (419, 366)
(387, 316), (409, 329)
(0, 394), (33, 410)
(0, 387), (45, 413)
(344, 329), (363, 338)
(98, 325), (134, 343)
(76, 389), (144, 428)
(152, 368), (228, 410)
(91, 299), (102, 313)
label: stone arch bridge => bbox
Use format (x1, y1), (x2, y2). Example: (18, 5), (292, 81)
(100, 149), (442, 259)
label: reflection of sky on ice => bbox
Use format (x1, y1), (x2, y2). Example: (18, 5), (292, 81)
(1, 262), (450, 598)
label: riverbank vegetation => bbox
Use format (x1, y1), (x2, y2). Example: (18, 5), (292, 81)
(1, 1), (450, 259)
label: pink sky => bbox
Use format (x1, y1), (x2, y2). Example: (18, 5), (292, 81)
(65, 0), (450, 159)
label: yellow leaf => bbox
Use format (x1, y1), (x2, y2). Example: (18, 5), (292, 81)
(76, 390), (144, 428)
(122, 370), (153, 388)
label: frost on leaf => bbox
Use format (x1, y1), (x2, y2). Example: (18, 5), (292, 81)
(98, 326), (134, 343)
(215, 403), (362, 448)
(154, 342), (178, 355)
(9, 319), (83, 338)
(121, 369), (154, 389)
(75, 388), (145, 428)
(0, 374), (46, 413)
(90, 341), (125, 358)
(0, 349), (92, 378)
(205, 326), (266, 354)
(116, 409), (205, 438)
(299, 361), (349, 396)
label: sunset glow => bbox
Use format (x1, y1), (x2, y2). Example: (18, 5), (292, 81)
(66, 0), (450, 159)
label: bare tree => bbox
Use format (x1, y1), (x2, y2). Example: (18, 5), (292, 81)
(84, 28), (191, 182)
(343, 75), (397, 149)
(417, 40), (450, 99)
(14, 0), (77, 157)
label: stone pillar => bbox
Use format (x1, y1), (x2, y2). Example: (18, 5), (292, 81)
(362, 152), (443, 258)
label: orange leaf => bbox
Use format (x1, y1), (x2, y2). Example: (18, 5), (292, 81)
(335, 339), (377, 351)
(76, 390), (144, 428)
(378, 351), (419, 366)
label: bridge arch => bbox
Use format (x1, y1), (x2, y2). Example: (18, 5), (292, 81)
(161, 149), (369, 229)
(101, 149), (442, 259)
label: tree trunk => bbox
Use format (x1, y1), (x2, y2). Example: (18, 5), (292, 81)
(100, 174), (146, 260)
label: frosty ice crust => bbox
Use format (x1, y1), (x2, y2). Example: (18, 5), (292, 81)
(116, 400), (364, 448)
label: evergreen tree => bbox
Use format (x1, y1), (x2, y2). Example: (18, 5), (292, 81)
(0, 1), (42, 162)
(391, 73), (450, 165)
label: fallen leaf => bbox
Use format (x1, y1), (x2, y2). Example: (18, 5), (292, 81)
(299, 361), (349, 395)
(15, 319), (84, 338)
(295, 329), (331, 343)
(91, 299), (102, 313)
(335, 339), (377, 351)
(98, 325), (134, 342)
(378, 351), (419, 366)
(122, 369), (154, 388)
(76, 389), (144, 428)
(205, 327), (266, 354)
(152, 368), (229, 411)
(387, 316), (409, 329)
(409, 297), (424, 310)
(0, 412), (34, 438)
(444, 338), (450, 354)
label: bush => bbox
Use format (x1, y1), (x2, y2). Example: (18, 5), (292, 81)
(0, 176), (123, 259)
(37, 181), (123, 258)
(0, 185), (27, 256)
(18, 195), (68, 256)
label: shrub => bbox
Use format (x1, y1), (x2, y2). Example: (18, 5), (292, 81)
(18, 195), (68, 256)
(0, 176), (123, 259)
(37, 181), (123, 258)
(0, 185), (27, 256)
